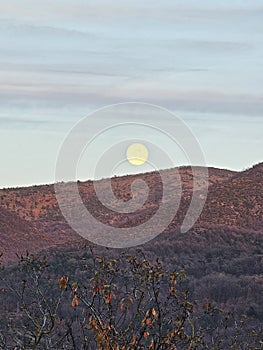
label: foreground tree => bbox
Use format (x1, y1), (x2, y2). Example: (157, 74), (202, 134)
(0, 249), (262, 349)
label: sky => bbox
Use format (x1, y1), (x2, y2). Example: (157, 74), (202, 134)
(0, 0), (262, 188)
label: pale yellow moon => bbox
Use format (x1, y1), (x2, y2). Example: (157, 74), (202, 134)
(126, 143), (148, 166)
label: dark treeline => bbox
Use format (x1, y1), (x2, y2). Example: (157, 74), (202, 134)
(0, 226), (262, 349)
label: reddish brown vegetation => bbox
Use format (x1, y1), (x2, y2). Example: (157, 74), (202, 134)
(0, 163), (262, 263)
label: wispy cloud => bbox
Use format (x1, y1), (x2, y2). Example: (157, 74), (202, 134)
(0, 81), (262, 117)
(1, 1), (263, 24)
(0, 0), (262, 186)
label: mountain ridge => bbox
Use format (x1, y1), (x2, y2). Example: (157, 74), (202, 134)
(0, 163), (262, 262)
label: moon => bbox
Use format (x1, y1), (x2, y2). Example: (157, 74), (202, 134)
(126, 143), (149, 166)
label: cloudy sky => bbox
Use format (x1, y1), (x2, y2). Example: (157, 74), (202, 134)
(0, 0), (262, 187)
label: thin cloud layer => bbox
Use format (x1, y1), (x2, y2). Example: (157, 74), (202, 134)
(0, 0), (262, 186)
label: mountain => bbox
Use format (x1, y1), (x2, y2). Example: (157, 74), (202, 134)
(0, 206), (51, 262)
(0, 163), (262, 262)
(198, 162), (263, 230)
(0, 163), (262, 336)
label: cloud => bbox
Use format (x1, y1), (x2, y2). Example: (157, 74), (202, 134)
(0, 1), (263, 26)
(167, 39), (253, 52)
(0, 80), (262, 117)
(0, 1), (262, 119)
(103, 85), (263, 116)
(0, 116), (50, 128)
(0, 19), (95, 37)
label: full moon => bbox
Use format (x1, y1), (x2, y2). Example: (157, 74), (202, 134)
(126, 143), (149, 166)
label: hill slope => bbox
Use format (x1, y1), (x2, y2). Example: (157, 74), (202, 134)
(0, 164), (262, 261)
(198, 162), (263, 230)
(0, 206), (51, 262)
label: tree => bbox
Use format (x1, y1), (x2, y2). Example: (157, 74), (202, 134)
(0, 249), (262, 349)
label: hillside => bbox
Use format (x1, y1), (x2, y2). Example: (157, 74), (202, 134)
(0, 206), (51, 262)
(0, 163), (262, 348)
(198, 162), (263, 230)
(0, 163), (262, 261)
(0, 166), (235, 222)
